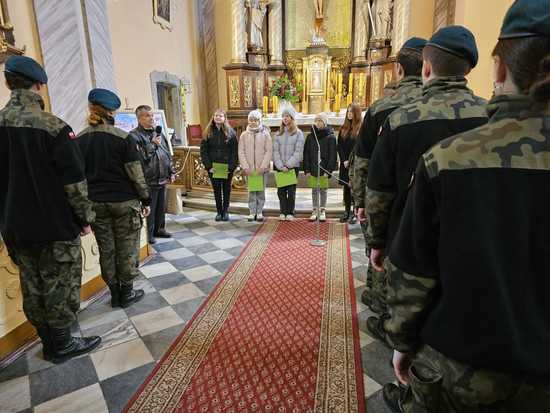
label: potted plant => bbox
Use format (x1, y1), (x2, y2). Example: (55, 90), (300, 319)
(269, 75), (303, 115)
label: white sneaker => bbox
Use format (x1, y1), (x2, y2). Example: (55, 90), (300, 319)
(256, 214), (264, 222)
(279, 214), (286, 221)
(319, 209), (326, 222)
(247, 214), (255, 222)
(309, 210), (317, 221)
(286, 215), (295, 221)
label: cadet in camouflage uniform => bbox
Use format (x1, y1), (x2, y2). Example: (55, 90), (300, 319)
(0, 56), (101, 363)
(353, 37), (427, 313)
(381, 2), (550, 410)
(78, 89), (151, 309)
(365, 26), (488, 337)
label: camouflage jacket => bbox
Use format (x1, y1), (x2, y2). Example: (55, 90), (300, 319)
(0, 89), (94, 247)
(78, 122), (151, 205)
(365, 77), (487, 250)
(353, 77), (423, 208)
(384, 94), (550, 377)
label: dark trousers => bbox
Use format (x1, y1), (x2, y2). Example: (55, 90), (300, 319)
(343, 184), (352, 213)
(148, 185), (166, 240)
(277, 169), (298, 215)
(209, 173), (233, 214)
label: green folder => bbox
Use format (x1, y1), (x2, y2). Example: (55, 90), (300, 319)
(248, 172), (264, 192)
(275, 170), (298, 188)
(212, 162), (228, 179)
(308, 175), (329, 189)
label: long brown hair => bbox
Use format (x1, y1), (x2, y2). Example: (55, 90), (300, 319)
(492, 37), (550, 103)
(278, 116), (297, 135)
(204, 108), (234, 140)
(339, 103), (362, 138)
(87, 104), (113, 126)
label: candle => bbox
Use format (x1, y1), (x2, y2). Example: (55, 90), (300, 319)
(274, 96), (279, 113)
(271, 96), (276, 113)
(263, 96), (268, 114)
(348, 73), (354, 100)
(346, 93), (353, 106)
(337, 73), (343, 96)
(335, 94), (341, 113)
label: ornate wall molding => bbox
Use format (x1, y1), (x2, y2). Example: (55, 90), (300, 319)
(433, 0), (456, 31)
(197, 0), (219, 119)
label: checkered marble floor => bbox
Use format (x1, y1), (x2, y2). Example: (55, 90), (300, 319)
(0, 208), (393, 413)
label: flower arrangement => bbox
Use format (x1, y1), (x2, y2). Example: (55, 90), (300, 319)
(269, 75), (303, 103)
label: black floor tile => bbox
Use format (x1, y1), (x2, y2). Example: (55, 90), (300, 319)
(173, 230), (199, 240)
(169, 255), (207, 271)
(141, 324), (184, 360)
(148, 272), (190, 291)
(211, 259), (235, 274)
(172, 296), (206, 322)
(361, 341), (395, 386)
(366, 388), (394, 413)
(0, 354), (28, 383)
(195, 276), (222, 295)
(224, 246), (245, 257)
(29, 355), (98, 406)
(101, 362), (155, 413)
(124, 291), (170, 318)
(152, 240), (183, 252)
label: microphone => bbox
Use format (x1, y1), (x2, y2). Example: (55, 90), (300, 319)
(155, 125), (162, 136)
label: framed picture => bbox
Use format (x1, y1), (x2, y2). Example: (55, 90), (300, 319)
(115, 109), (173, 155)
(153, 0), (171, 30)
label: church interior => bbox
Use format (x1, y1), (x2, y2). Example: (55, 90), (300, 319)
(0, 0), (537, 412)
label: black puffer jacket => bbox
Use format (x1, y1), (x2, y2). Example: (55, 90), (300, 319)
(129, 125), (174, 186)
(303, 126), (337, 177)
(200, 125), (238, 173)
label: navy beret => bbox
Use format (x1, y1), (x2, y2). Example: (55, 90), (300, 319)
(427, 25), (479, 68)
(499, 0), (550, 39)
(4, 55), (48, 84)
(88, 88), (121, 111)
(401, 37), (427, 52)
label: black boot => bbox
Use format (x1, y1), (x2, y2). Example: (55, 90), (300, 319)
(108, 283), (120, 308)
(339, 211), (350, 223)
(382, 383), (406, 413)
(36, 326), (52, 361)
(50, 327), (101, 364)
(119, 282), (145, 308)
(215, 213), (222, 222)
(221, 210), (229, 221)
(348, 212), (357, 224)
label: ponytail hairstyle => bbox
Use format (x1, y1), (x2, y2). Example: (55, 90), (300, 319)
(492, 37), (550, 103)
(87, 104), (113, 126)
(204, 108), (234, 141)
(339, 103), (362, 139)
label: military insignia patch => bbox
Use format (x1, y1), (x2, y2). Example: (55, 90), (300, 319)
(68, 131), (77, 140)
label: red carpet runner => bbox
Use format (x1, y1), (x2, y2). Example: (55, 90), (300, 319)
(125, 220), (364, 413)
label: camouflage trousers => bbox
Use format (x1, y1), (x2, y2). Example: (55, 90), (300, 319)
(360, 221), (387, 310)
(13, 237), (82, 329)
(92, 199), (142, 287)
(402, 345), (550, 413)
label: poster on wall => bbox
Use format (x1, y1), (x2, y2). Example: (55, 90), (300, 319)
(153, 0), (171, 30)
(115, 110), (173, 155)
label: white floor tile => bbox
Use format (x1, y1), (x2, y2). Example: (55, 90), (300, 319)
(198, 250), (234, 264)
(159, 282), (206, 305)
(139, 262), (178, 278)
(0, 376), (31, 413)
(363, 374), (382, 398)
(160, 247), (194, 261)
(177, 236), (209, 247)
(211, 238), (244, 249)
(181, 265), (220, 282)
(131, 307), (184, 337)
(192, 226), (219, 236)
(90, 339), (154, 381)
(34, 383), (108, 413)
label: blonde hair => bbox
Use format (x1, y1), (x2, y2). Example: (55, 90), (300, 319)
(87, 104), (112, 127)
(204, 109), (234, 141)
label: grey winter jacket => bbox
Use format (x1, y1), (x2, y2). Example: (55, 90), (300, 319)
(272, 128), (305, 171)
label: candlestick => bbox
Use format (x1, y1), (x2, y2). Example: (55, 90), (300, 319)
(335, 94), (341, 113)
(337, 73), (343, 96)
(348, 73), (354, 100)
(262, 96), (268, 115)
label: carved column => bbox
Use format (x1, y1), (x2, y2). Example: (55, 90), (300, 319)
(230, 0), (247, 64)
(268, 0), (283, 67)
(353, 0), (369, 63)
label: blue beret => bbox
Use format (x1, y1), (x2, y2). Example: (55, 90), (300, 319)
(427, 25), (479, 68)
(4, 55), (48, 84)
(401, 37), (427, 52)
(88, 88), (121, 111)
(499, 0), (550, 39)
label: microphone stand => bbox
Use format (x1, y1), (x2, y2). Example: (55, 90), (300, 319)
(310, 126), (326, 247)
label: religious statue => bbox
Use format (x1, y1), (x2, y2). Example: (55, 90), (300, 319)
(245, 0), (270, 50)
(314, 0), (324, 18)
(312, 0), (327, 44)
(371, 0), (393, 39)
